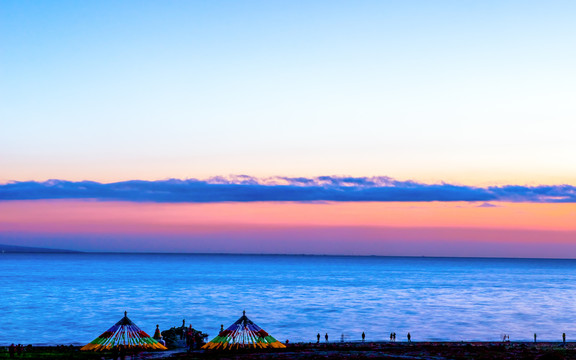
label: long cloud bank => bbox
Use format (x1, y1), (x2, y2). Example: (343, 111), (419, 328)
(1, 176), (575, 203)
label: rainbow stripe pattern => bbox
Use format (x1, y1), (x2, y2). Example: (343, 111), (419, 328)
(81, 312), (167, 351)
(202, 311), (286, 350)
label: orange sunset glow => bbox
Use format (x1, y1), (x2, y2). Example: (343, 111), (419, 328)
(1, 200), (575, 232)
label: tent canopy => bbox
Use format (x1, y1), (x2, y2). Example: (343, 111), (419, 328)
(81, 312), (167, 351)
(202, 311), (286, 350)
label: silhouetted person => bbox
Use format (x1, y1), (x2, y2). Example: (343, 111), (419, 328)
(187, 324), (193, 346)
(563, 333), (566, 344)
(407, 333), (411, 343)
(534, 333), (537, 343)
(191, 333), (196, 352)
(390, 333), (393, 342)
(325, 333), (329, 343)
(362, 332), (365, 342)
(393, 333), (396, 342)
(317, 333), (320, 343)
(8, 344), (15, 359)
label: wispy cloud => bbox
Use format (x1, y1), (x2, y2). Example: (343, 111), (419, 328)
(1, 176), (575, 203)
(476, 202), (500, 208)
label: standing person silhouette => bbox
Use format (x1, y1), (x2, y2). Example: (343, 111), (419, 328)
(325, 333), (329, 343)
(317, 333), (320, 343)
(563, 333), (566, 344)
(407, 333), (411, 343)
(534, 333), (537, 343)
(362, 332), (365, 342)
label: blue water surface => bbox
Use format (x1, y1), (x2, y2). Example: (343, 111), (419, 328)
(1, 253), (576, 345)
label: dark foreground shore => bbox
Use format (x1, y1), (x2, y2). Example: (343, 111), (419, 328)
(3, 342), (576, 360)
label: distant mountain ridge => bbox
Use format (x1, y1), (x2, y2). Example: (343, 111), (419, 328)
(0, 244), (79, 253)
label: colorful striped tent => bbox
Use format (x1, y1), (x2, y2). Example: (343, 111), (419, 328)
(81, 312), (168, 351)
(202, 311), (286, 350)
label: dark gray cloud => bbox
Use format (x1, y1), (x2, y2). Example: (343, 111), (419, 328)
(1, 176), (575, 203)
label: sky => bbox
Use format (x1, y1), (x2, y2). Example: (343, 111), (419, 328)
(1, 1), (575, 257)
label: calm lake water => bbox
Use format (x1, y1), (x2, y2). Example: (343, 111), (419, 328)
(1, 253), (576, 345)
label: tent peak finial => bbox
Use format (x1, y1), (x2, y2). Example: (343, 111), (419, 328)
(124, 311), (127, 317)
(243, 310), (246, 316)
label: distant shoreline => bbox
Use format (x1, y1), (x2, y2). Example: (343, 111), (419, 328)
(0, 244), (80, 254)
(2, 245), (576, 261)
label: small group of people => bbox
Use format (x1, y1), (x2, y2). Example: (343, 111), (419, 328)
(185, 324), (205, 352)
(314, 331), (411, 343)
(389, 332), (410, 342)
(8, 344), (75, 359)
(7, 344), (23, 358)
(515, 333), (567, 344)
(110, 344), (128, 360)
(316, 333), (329, 343)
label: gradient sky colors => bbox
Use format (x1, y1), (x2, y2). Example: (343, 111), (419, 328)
(1, 1), (575, 256)
(1, 200), (576, 257)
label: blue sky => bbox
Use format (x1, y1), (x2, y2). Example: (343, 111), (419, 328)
(1, 0), (576, 184)
(2, 1), (576, 256)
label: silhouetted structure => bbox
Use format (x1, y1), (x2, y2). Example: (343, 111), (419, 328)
(202, 311), (285, 350)
(81, 311), (167, 351)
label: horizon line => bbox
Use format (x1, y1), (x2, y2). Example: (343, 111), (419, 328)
(3, 247), (576, 261)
